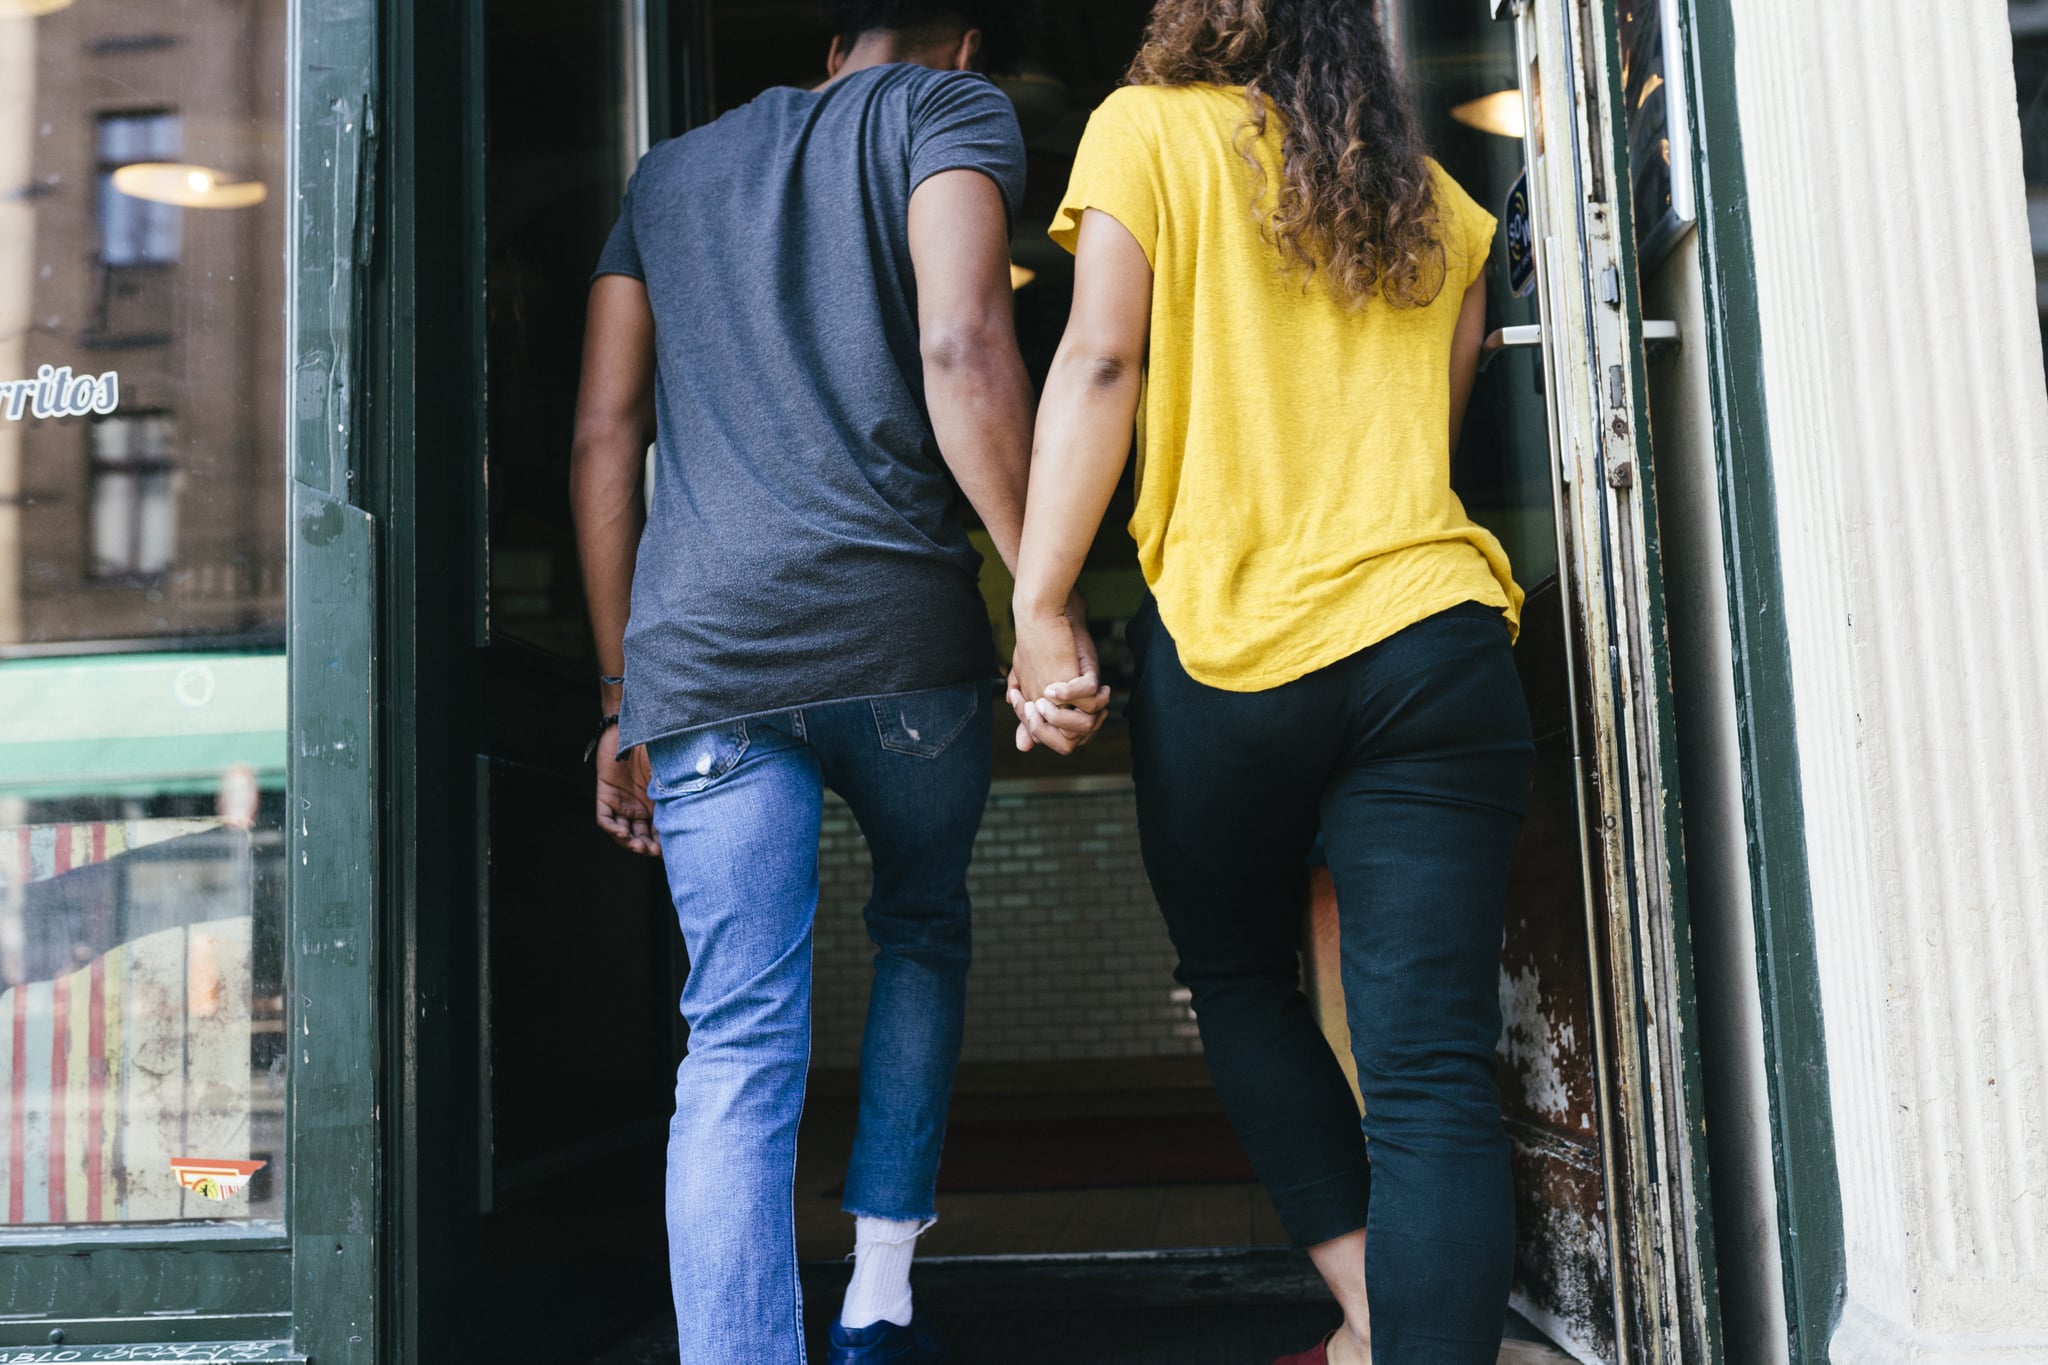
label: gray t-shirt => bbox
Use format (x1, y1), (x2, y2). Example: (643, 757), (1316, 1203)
(595, 64), (1026, 747)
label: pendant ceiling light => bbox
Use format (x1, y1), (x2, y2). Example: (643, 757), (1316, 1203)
(111, 163), (268, 210)
(1450, 90), (1526, 140)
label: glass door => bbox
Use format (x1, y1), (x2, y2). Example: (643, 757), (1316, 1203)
(1493, 0), (1719, 1357)
(0, 0), (379, 1358)
(1394, 0), (1719, 1360)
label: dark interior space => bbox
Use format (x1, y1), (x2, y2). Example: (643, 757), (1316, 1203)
(466, 0), (1590, 1357)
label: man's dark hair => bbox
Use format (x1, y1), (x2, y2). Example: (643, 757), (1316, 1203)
(823, 0), (1040, 75)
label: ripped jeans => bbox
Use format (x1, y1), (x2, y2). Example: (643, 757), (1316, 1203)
(644, 680), (992, 1364)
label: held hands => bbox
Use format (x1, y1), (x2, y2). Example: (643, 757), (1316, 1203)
(1007, 590), (1113, 756)
(595, 724), (661, 857)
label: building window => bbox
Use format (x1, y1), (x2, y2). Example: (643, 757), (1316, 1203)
(88, 412), (181, 579)
(96, 110), (183, 267)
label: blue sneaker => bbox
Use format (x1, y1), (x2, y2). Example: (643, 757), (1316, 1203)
(825, 1317), (948, 1364)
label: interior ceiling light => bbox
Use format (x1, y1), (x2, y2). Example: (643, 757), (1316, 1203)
(0, 0), (77, 15)
(1009, 263), (1036, 291)
(111, 163), (268, 209)
(1450, 90), (1526, 140)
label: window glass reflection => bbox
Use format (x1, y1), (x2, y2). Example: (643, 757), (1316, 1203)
(0, 0), (288, 1228)
(3, 1), (285, 651)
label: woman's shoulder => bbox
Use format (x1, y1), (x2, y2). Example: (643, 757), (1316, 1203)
(1424, 158), (1493, 225)
(1423, 156), (1471, 197)
(1094, 81), (1247, 125)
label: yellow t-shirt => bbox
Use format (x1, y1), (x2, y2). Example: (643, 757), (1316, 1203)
(1050, 83), (1522, 691)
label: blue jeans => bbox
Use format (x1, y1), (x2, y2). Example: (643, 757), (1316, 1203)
(1127, 600), (1534, 1364)
(644, 681), (993, 1364)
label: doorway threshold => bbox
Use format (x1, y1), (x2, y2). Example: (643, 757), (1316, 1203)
(594, 1249), (1576, 1364)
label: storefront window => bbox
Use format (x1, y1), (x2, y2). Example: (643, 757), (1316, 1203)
(0, 0), (288, 1227)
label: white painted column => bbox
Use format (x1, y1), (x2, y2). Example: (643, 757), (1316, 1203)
(1726, 1), (2048, 1359)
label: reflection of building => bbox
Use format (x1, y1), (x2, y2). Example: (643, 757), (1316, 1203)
(0, 0), (291, 1239)
(1, 1), (286, 649)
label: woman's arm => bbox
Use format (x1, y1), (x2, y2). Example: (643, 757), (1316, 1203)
(1448, 272), (1487, 454)
(1009, 208), (1153, 752)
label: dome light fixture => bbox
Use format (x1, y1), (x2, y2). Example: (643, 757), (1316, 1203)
(1450, 90), (1526, 140)
(111, 162), (268, 210)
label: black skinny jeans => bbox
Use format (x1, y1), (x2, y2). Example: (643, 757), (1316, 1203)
(1127, 599), (1535, 1365)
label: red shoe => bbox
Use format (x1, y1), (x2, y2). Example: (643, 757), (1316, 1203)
(1272, 1330), (1338, 1365)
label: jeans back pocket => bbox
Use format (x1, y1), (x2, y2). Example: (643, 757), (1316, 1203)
(870, 683), (982, 760)
(647, 721), (750, 796)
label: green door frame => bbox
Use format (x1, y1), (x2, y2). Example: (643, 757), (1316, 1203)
(285, 0), (384, 1357)
(1673, 0), (1848, 1358)
(0, 2), (382, 1361)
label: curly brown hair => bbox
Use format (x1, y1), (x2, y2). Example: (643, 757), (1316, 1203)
(1127, 0), (1445, 308)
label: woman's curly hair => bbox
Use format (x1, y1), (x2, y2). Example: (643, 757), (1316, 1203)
(1128, 0), (1445, 308)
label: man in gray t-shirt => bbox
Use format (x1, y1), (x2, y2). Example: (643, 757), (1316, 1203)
(569, 5), (1102, 1363)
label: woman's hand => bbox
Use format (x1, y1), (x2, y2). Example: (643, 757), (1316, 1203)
(1008, 590), (1112, 755)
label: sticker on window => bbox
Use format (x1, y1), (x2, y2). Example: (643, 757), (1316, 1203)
(168, 1157), (266, 1201)
(0, 365), (120, 421)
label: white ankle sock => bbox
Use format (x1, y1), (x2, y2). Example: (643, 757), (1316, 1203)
(838, 1215), (927, 1329)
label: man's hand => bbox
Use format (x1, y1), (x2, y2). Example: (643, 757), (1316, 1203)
(1007, 590), (1111, 755)
(596, 726), (660, 856)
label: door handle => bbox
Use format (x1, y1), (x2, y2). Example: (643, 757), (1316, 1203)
(1480, 320), (1681, 372)
(1480, 324), (1543, 371)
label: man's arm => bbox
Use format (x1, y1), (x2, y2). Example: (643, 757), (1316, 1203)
(907, 168), (1034, 574)
(907, 167), (1107, 746)
(571, 274), (660, 856)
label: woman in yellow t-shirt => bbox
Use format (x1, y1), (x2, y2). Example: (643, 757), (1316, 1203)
(1007, 5), (1535, 1363)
